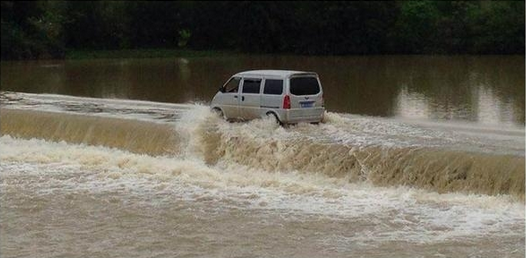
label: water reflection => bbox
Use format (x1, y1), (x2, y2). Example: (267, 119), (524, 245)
(395, 87), (430, 120)
(1, 55), (524, 127)
(391, 56), (524, 126)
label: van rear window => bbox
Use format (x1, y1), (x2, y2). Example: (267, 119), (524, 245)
(263, 79), (283, 95)
(289, 77), (320, 95)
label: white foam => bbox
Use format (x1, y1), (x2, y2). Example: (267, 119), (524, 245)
(1, 135), (523, 245)
(2, 93), (525, 246)
(1, 91), (191, 124)
(3, 91), (524, 155)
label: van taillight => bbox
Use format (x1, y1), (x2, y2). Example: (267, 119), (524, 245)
(283, 95), (291, 109)
(321, 94), (325, 107)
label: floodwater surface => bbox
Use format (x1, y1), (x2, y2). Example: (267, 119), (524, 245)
(1, 55), (524, 127)
(0, 55), (524, 258)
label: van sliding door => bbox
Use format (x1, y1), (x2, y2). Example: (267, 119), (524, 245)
(238, 78), (262, 119)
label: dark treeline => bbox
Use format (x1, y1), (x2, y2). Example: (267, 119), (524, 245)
(1, 1), (524, 60)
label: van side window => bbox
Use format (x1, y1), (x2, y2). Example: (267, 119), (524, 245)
(242, 78), (261, 94)
(224, 77), (240, 93)
(263, 79), (283, 95)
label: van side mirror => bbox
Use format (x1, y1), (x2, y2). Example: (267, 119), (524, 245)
(219, 86), (225, 93)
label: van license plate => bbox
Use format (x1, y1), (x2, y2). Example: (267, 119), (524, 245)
(300, 102), (314, 108)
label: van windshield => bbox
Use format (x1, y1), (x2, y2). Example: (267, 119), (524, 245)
(223, 77), (240, 93)
(289, 77), (320, 95)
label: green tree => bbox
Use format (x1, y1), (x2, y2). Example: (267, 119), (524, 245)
(1, 1), (524, 60)
(467, 1), (525, 54)
(394, 1), (440, 54)
(1, 1), (65, 59)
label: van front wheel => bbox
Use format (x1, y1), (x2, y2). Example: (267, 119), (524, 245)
(212, 108), (225, 120)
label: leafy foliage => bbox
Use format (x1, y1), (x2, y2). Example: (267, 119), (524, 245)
(1, 1), (524, 60)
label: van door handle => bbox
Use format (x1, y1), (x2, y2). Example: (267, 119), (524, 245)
(242, 96), (245, 101)
(234, 95), (238, 98)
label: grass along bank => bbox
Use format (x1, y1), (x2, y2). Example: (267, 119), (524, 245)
(66, 49), (238, 60)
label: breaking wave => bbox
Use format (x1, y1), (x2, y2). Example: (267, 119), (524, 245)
(1, 94), (524, 199)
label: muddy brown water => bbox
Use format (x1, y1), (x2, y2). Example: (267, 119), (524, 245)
(1, 55), (524, 258)
(1, 55), (524, 127)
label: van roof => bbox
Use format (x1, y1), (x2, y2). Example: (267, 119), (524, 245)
(234, 70), (318, 78)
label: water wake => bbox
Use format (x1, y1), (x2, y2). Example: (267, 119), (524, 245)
(2, 134), (523, 247)
(1, 100), (524, 257)
(1, 109), (178, 156)
(1, 98), (524, 199)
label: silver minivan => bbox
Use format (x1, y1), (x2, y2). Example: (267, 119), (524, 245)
(211, 70), (325, 124)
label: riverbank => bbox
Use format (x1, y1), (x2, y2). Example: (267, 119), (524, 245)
(65, 49), (238, 60)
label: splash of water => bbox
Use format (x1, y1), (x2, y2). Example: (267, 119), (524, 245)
(1, 100), (524, 199)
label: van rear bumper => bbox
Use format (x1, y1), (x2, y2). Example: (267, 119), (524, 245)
(280, 107), (325, 124)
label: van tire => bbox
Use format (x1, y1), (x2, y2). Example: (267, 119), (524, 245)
(265, 112), (281, 125)
(212, 108), (225, 120)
